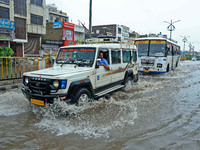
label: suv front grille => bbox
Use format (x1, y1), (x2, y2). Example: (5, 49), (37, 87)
(29, 78), (50, 94)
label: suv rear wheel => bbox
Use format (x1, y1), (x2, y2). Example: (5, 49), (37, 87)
(125, 77), (133, 88)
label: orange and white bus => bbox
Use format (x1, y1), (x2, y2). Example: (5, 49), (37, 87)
(135, 37), (181, 73)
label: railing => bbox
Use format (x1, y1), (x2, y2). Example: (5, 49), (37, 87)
(0, 57), (55, 80)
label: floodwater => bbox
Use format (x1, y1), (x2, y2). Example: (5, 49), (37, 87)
(0, 61), (200, 150)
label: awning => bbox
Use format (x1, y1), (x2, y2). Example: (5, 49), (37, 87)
(0, 33), (12, 41)
(42, 44), (59, 51)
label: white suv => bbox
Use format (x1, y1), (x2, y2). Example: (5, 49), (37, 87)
(21, 43), (138, 106)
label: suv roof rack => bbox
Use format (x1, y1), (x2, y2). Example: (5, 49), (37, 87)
(86, 38), (134, 45)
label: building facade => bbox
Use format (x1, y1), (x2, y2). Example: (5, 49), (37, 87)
(92, 24), (130, 41)
(43, 4), (85, 55)
(46, 4), (69, 23)
(0, 0), (46, 56)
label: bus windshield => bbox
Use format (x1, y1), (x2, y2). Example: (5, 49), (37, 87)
(56, 47), (96, 67)
(136, 41), (149, 57)
(138, 44), (148, 57)
(149, 44), (166, 57)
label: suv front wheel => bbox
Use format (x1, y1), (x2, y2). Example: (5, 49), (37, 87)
(73, 88), (91, 105)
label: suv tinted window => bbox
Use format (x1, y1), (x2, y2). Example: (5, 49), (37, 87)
(123, 50), (131, 63)
(111, 49), (121, 64)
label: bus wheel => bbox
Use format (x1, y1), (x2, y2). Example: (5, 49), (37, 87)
(166, 64), (169, 72)
(73, 88), (91, 105)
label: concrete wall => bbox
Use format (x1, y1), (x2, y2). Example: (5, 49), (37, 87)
(42, 23), (63, 41)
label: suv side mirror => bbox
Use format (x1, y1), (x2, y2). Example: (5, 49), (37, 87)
(96, 58), (102, 68)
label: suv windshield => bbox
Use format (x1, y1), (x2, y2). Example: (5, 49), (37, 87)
(56, 47), (96, 67)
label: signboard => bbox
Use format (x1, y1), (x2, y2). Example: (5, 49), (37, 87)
(151, 40), (166, 44)
(63, 29), (74, 41)
(53, 21), (62, 28)
(135, 40), (149, 44)
(63, 22), (74, 29)
(0, 19), (15, 30)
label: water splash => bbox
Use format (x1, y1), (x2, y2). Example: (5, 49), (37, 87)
(34, 97), (138, 139)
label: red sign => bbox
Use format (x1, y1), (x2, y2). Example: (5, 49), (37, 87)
(62, 22), (75, 46)
(63, 22), (74, 29)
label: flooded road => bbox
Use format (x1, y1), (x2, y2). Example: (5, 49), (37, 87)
(0, 61), (200, 150)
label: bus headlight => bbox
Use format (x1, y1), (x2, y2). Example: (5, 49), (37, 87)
(53, 80), (59, 88)
(157, 63), (162, 68)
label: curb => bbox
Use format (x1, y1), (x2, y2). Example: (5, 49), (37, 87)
(0, 84), (22, 91)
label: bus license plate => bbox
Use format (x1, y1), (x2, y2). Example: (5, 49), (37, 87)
(30, 99), (45, 106)
(144, 69), (149, 73)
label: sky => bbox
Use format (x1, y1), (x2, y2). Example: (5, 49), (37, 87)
(46, 0), (200, 51)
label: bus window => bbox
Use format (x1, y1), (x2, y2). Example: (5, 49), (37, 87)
(135, 40), (149, 57)
(111, 49), (121, 64)
(149, 40), (166, 57)
(123, 50), (131, 63)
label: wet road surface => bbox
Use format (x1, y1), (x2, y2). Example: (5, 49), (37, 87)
(0, 61), (200, 150)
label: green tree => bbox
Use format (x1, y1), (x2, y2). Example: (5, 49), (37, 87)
(0, 47), (14, 66)
(185, 53), (193, 60)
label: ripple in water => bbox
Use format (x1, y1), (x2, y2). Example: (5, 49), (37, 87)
(0, 90), (31, 116)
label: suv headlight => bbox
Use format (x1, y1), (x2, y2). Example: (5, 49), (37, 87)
(53, 80), (59, 88)
(25, 77), (29, 84)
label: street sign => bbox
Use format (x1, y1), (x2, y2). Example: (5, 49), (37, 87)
(0, 19), (15, 30)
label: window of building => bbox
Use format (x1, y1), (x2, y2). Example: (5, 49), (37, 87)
(50, 16), (53, 22)
(55, 17), (59, 22)
(0, 0), (9, 5)
(123, 50), (131, 63)
(14, 0), (26, 16)
(96, 30), (99, 34)
(30, 0), (43, 7)
(118, 27), (121, 34)
(0, 6), (9, 19)
(31, 14), (43, 25)
(111, 49), (121, 64)
(14, 17), (26, 39)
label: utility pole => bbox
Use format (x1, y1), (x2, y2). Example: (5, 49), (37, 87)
(164, 20), (180, 40)
(89, 0), (92, 39)
(180, 35), (190, 52)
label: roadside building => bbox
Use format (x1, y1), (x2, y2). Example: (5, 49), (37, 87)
(46, 4), (69, 23)
(92, 24), (130, 41)
(129, 31), (140, 42)
(0, 0), (46, 56)
(43, 4), (85, 56)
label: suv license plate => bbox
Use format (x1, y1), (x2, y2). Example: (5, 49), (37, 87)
(31, 99), (45, 106)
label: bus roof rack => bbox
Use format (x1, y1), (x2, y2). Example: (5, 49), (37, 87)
(86, 38), (134, 45)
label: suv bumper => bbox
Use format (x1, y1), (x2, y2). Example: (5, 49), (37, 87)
(21, 88), (69, 105)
